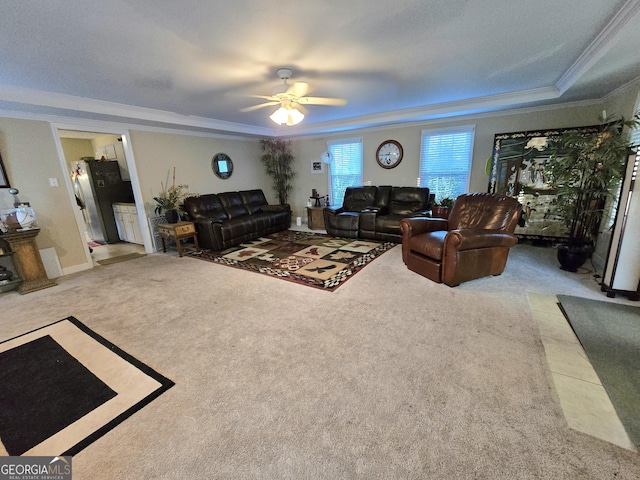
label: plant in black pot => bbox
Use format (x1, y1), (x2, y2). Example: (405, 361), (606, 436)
(548, 112), (639, 272)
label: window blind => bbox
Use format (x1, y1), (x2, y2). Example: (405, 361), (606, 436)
(419, 125), (474, 201)
(328, 138), (363, 206)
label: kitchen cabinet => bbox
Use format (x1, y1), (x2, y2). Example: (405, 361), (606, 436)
(113, 203), (143, 245)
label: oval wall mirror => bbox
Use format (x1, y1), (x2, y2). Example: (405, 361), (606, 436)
(211, 153), (233, 179)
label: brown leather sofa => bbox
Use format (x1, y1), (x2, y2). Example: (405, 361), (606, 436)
(323, 186), (431, 242)
(183, 189), (290, 251)
(400, 192), (521, 286)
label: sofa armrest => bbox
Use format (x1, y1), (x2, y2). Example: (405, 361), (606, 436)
(445, 229), (518, 251)
(400, 217), (449, 237)
(323, 206), (345, 216)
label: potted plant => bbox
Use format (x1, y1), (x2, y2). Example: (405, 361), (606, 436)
(431, 196), (455, 219)
(548, 112), (639, 271)
(153, 168), (195, 223)
(260, 138), (295, 205)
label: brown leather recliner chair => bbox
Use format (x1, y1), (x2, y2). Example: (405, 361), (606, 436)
(400, 192), (521, 286)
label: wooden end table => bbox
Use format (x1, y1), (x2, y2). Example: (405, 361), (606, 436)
(307, 206), (326, 230)
(158, 221), (200, 257)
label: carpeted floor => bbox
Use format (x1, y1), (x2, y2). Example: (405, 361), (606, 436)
(188, 230), (394, 291)
(0, 317), (174, 456)
(1, 243), (639, 479)
(558, 295), (640, 448)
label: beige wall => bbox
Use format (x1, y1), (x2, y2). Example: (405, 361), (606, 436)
(0, 80), (637, 275)
(0, 118), (87, 267)
(286, 102), (610, 219)
(128, 131), (268, 216)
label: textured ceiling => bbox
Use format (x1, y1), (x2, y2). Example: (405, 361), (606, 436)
(1, 0), (639, 137)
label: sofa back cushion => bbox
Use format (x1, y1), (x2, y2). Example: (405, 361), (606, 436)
(183, 194), (228, 221)
(388, 187), (430, 215)
(240, 189), (268, 214)
(374, 186), (393, 209)
(449, 193), (521, 232)
(342, 186), (378, 211)
(219, 192), (249, 219)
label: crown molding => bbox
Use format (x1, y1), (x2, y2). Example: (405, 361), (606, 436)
(278, 86), (562, 137)
(556, 0), (640, 94)
(0, 84), (274, 137)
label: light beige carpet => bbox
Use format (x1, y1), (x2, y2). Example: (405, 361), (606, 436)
(1, 243), (639, 479)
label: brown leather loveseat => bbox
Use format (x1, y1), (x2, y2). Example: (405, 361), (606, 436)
(323, 186), (432, 242)
(183, 189), (290, 251)
(400, 192), (521, 286)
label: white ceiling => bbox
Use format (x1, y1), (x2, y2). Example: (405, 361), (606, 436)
(1, 0), (640, 137)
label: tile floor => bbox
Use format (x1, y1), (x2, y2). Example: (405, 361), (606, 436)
(90, 242), (146, 266)
(528, 293), (636, 451)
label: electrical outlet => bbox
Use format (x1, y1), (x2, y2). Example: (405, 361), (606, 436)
(49, 177), (59, 187)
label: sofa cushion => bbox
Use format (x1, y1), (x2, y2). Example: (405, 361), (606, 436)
(388, 187), (430, 216)
(342, 186), (378, 212)
(219, 192), (249, 219)
(409, 230), (448, 260)
(183, 194), (228, 221)
(240, 189), (268, 214)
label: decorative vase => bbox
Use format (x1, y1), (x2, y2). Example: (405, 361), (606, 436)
(165, 210), (180, 224)
(557, 244), (593, 272)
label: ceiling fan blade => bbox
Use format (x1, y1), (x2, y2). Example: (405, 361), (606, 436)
(294, 104), (309, 116)
(240, 101), (280, 112)
(298, 96), (348, 106)
(287, 81), (309, 98)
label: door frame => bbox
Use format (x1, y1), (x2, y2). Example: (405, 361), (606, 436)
(50, 121), (153, 270)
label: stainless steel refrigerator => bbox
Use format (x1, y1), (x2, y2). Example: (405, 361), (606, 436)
(73, 160), (134, 243)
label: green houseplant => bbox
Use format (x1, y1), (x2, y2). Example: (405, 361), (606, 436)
(431, 196), (455, 219)
(260, 138), (295, 205)
(153, 168), (195, 223)
(548, 112), (639, 271)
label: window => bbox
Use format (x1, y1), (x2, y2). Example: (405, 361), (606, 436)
(328, 137), (363, 206)
(419, 125), (474, 201)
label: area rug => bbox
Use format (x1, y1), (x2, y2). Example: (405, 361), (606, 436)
(0, 316), (174, 456)
(188, 230), (395, 291)
(557, 295), (640, 448)
(97, 252), (146, 265)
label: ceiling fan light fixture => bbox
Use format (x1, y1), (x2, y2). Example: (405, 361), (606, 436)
(270, 106), (304, 126)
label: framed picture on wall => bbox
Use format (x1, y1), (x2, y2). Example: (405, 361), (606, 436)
(0, 153), (11, 188)
(488, 124), (600, 241)
(311, 160), (325, 174)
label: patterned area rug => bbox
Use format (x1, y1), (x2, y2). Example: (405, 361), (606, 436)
(188, 230), (395, 291)
(0, 317), (174, 456)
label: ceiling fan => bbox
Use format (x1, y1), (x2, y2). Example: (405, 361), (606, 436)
(240, 68), (347, 125)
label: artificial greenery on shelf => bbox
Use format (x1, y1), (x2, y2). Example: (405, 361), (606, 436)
(153, 167), (195, 216)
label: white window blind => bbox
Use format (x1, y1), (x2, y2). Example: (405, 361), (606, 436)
(419, 125), (474, 201)
(328, 137), (363, 206)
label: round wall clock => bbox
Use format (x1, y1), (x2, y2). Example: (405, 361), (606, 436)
(212, 153), (233, 179)
(376, 140), (403, 169)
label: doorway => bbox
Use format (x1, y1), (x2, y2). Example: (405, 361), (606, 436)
(55, 128), (151, 265)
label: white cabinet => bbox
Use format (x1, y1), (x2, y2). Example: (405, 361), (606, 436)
(112, 203), (143, 245)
